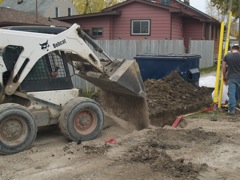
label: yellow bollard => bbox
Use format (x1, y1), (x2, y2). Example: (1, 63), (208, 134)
(213, 22), (224, 110)
(218, 11), (232, 109)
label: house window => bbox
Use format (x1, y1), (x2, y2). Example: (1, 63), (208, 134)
(55, 7), (59, 18)
(131, 20), (150, 36)
(160, 0), (170, 5)
(92, 28), (103, 37)
(68, 8), (71, 16)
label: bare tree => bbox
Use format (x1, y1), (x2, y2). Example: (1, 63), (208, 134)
(207, 0), (239, 40)
(206, 0), (225, 21)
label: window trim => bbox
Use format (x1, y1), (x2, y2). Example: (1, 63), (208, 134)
(131, 19), (151, 36)
(92, 27), (103, 38)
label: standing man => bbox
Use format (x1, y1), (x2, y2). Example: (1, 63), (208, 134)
(222, 44), (240, 114)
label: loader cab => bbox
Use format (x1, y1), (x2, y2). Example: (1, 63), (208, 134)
(2, 46), (73, 92)
(1, 26), (73, 92)
(21, 50), (73, 92)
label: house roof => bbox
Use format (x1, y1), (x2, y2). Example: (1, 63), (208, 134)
(0, 7), (71, 27)
(174, 0), (220, 23)
(55, 0), (178, 21)
(0, 0), (78, 18)
(102, 0), (220, 24)
(56, 10), (121, 21)
(0, 0), (51, 17)
(56, 0), (219, 24)
(102, 0), (178, 12)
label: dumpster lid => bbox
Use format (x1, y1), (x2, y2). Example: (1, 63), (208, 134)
(189, 68), (200, 74)
(135, 53), (201, 58)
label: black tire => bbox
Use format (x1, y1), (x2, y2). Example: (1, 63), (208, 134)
(59, 97), (104, 142)
(0, 103), (37, 155)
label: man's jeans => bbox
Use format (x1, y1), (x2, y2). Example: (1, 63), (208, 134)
(228, 78), (240, 113)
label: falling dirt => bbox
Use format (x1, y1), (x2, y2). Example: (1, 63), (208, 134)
(94, 90), (149, 130)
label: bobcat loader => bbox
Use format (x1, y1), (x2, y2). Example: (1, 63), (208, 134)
(0, 23), (146, 155)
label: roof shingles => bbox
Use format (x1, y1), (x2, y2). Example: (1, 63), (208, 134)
(0, 7), (70, 27)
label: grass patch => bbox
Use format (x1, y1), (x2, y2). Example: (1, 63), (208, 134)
(82, 91), (98, 98)
(200, 64), (217, 75)
(184, 109), (228, 121)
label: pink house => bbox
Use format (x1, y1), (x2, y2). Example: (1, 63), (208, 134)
(56, 0), (220, 53)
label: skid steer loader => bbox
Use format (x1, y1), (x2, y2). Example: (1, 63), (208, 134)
(0, 23), (146, 155)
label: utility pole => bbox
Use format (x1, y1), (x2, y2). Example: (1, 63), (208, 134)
(222, 0), (228, 22)
(223, 0), (232, 50)
(239, 0), (240, 45)
(218, 0), (233, 108)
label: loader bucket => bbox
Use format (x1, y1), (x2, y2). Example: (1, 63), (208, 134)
(78, 60), (146, 97)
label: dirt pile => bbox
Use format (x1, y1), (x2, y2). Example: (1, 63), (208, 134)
(124, 144), (207, 179)
(145, 71), (212, 126)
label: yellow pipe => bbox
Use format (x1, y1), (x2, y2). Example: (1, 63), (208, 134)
(218, 11), (232, 108)
(213, 22), (224, 109)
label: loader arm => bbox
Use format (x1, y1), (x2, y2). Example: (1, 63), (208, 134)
(0, 24), (145, 97)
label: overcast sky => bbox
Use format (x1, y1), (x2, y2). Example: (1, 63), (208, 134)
(190, 0), (208, 13)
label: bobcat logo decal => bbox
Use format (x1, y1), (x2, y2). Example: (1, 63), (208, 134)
(39, 40), (50, 51)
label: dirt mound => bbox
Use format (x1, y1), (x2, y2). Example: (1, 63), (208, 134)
(145, 71), (212, 126)
(125, 147), (207, 179)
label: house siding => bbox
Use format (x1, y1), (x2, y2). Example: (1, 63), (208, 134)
(112, 2), (171, 40)
(183, 18), (204, 52)
(183, 18), (204, 40)
(171, 15), (183, 39)
(45, 0), (78, 18)
(63, 17), (112, 39)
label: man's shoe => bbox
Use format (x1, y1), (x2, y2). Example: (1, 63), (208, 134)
(228, 110), (235, 115)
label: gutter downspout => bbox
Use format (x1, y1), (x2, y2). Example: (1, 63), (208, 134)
(35, 0), (38, 22)
(110, 15), (113, 39)
(170, 15), (172, 40)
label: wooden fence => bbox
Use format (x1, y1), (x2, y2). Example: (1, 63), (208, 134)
(94, 40), (185, 59)
(189, 40), (215, 68)
(72, 40), (215, 92)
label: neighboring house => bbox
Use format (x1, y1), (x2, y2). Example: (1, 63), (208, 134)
(0, 0), (78, 18)
(0, 7), (71, 27)
(55, 0), (221, 53)
(229, 36), (238, 46)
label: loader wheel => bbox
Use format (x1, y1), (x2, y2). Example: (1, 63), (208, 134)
(59, 97), (104, 142)
(0, 103), (37, 155)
